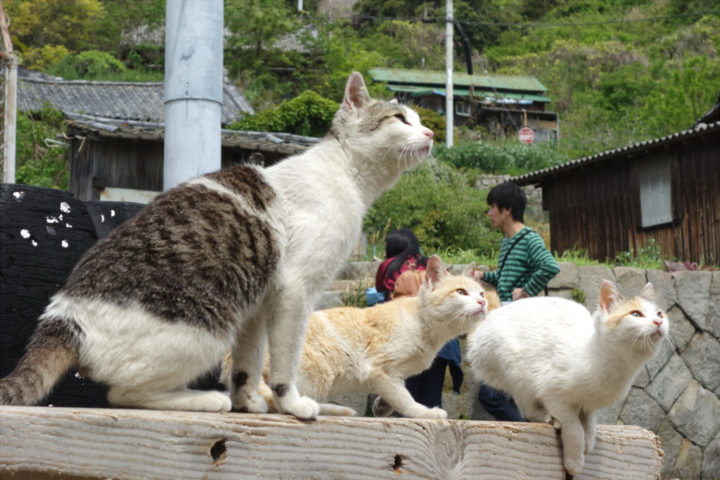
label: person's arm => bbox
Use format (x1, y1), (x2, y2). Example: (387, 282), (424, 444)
(521, 233), (560, 297)
(482, 269), (499, 286)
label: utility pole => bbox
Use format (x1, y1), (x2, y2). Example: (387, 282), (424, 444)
(163, 0), (223, 190)
(0, 0), (17, 183)
(445, 0), (453, 147)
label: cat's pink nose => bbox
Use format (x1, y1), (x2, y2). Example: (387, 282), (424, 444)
(424, 128), (434, 138)
(653, 318), (662, 327)
(478, 299), (486, 307)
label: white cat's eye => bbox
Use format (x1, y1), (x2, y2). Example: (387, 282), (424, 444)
(456, 288), (468, 296)
(657, 311), (664, 318)
(630, 310), (643, 317)
(394, 113), (409, 125)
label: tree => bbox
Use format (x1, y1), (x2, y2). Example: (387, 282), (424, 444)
(6, 0), (105, 52)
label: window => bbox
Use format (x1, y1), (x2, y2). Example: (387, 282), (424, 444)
(455, 101), (471, 117)
(638, 155), (673, 228)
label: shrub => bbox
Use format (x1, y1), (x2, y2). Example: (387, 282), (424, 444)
(363, 160), (502, 256)
(48, 50), (126, 79)
(228, 90), (338, 137)
(434, 140), (569, 175)
(15, 105), (69, 189)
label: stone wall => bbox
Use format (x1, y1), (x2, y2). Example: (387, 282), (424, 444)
(332, 262), (720, 480)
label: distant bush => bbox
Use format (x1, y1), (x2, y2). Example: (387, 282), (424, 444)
(434, 140), (569, 175)
(363, 160), (502, 255)
(47, 50), (126, 79)
(15, 106), (69, 190)
(228, 90), (338, 137)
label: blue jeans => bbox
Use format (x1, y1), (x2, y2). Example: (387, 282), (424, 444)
(477, 383), (525, 422)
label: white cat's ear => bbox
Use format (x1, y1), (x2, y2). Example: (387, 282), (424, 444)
(425, 255), (448, 288)
(599, 280), (621, 312)
(639, 282), (654, 301)
(343, 72), (371, 112)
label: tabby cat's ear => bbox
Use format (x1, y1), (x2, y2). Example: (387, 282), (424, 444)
(598, 280), (621, 312)
(425, 255), (448, 289)
(639, 282), (654, 301)
(343, 72), (371, 113)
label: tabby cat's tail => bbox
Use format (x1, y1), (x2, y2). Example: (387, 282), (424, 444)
(0, 316), (79, 405)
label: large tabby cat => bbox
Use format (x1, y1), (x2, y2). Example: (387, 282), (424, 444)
(256, 255), (497, 418)
(467, 280), (669, 475)
(0, 72), (434, 419)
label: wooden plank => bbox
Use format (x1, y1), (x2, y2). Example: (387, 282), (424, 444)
(0, 407), (663, 480)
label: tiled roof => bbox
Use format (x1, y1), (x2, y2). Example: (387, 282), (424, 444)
(512, 120), (720, 186)
(65, 113), (319, 156)
(17, 69), (254, 125)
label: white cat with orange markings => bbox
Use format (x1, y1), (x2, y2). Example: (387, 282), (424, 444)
(467, 280), (668, 476)
(255, 255), (498, 418)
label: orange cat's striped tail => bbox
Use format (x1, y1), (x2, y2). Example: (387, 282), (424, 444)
(0, 316), (79, 405)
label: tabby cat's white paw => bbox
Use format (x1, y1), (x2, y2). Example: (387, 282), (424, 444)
(232, 390), (269, 413)
(280, 396), (320, 420)
(207, 392), (233, 412)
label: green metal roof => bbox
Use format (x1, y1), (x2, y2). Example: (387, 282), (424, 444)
(369, 67), (548, 93)
(386, 85), (550, 103)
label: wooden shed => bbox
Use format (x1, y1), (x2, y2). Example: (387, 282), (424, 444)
(512, 119), (720, 264)
(65, 115), (318, 202)
(17, 68), (319, 202)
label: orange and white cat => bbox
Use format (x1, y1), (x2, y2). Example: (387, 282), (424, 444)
(255, 255), (496, 418)
(467, 280), (669, 476)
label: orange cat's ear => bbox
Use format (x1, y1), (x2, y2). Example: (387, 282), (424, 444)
(599, 280), (621, 312)
(639, 282), (654, 301)
(461, 262), (478, 279)
(425, 255), (448, 288)
(343, 72), (371, 112)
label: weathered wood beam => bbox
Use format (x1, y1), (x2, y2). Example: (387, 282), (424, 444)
(0, 407), (662, 479)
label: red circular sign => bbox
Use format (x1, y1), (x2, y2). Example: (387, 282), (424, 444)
(518, 127), (535, 144)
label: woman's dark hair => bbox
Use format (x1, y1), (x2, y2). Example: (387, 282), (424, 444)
(384, 228), (428, 274)
(486, 182), (526, 222)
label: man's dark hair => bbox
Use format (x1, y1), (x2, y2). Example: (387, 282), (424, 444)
(487, 182), (526, 222)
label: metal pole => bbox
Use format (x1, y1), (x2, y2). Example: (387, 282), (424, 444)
(1, 1), (16, 183)
(445, 0), (453, 147)
(164, 0), (223, 190)
(2, 55), (16, 183)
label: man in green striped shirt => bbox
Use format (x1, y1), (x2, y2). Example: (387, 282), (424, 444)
(474, 182), (559, 420)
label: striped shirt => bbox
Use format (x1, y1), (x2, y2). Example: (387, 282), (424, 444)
(483, 226), (559, 302)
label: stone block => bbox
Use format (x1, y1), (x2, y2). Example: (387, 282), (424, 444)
(681, 332), (720, 391)
(657, 419), (684, 479)
(702, 431), (720, 480)
(708, 272), (720, 339)
(673, 270), (713, 329)
(674, 438), (704, 480)
(645, 338), (675, 380)
(597, 400), (623, 425)
(647, 354), (693, 411)
(337, 261), (380, 280)
(619, 387), (665, 433)
(667, 305), (697, 353)
(646, 269), (677, 312)
(613, 266), (648, 296)
(668, 379), (720, 447)
(578, 265), (616, 311)
(547, 262), (579, 289)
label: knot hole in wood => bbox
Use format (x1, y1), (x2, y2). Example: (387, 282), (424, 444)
(209, 438), (228, 466)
